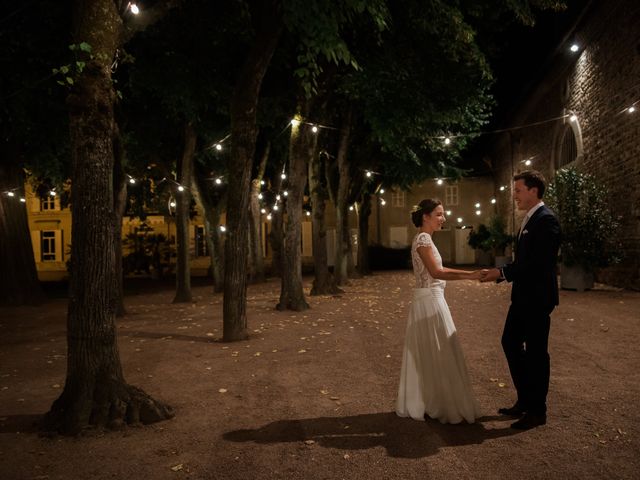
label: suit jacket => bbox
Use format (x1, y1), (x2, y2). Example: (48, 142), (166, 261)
(502, 205), (561, 309)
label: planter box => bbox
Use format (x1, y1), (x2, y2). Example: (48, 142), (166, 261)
(560, 264), (594, 291)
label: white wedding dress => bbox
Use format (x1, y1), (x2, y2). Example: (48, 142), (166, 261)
(396, 232), (481, 424)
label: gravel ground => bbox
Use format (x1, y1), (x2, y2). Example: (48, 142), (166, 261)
(0, 271), (638, 479)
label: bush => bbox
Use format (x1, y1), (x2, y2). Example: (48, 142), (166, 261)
(546, 167), (622, 271)
(468, 216), (513, 255)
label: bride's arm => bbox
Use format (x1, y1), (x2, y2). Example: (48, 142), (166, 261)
(417, 245), (482, 280)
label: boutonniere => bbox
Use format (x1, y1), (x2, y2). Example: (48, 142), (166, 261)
(522, 229), (529, 235)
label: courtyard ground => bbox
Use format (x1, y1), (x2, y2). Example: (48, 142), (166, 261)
(0, 271), (638, 479)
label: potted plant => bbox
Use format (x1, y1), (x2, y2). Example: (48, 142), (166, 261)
(468, 216), (513, 267)
(468, 224), (493, 266)
(546, 167), (622, 291)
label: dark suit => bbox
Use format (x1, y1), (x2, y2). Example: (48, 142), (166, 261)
(501, 204), (561, 415)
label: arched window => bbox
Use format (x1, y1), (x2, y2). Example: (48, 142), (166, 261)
(554, 112), (583, 170)
(559, 126), (578, 168)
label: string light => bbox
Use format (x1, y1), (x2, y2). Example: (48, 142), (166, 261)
(127, 2), (140, 15)
(260, 208), (266, 214)
(170, 201), (176, 208)
(280, 173), (287, 180)
(215, 177), (222, 185)
(491, 198), (496, 204)
(444, 137), (451, 146)
(436, 179), (443, 185)
(260, 180), (265, 186)
(276, 194), (281, 201)
(283, 191), (288, 197)
(499, 185), (507, 192)
(311, 126), (318, 133)
(258, 193), (263, 200)
(290, 118), (300, 127)
(628, 106), (636, 113)
(177, 185), (185, 192)
(219, 225), (226, 232)
(215, 144), (222, 151)
(306, 211), (311, 216)
(475, 210), (481, 216)
(273, 205), (279, 211)
(380, 199), (386, 206)
(20, 198), (25, 203)
(50, 190), (56, 196)
(457, 217), (463, 223)
(349, 205), (354, 211)
(570, 43), (579, 52)
(7, 191), (14, 197)
(569, 114), (577, 122)
(366, 171), (372, 178)
(445, 210), (452, 216)
(474, 202), (480, 208)
(266, 214), (272, 221)
(379, 189), (385, 194)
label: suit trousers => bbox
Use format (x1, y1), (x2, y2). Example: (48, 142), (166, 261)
(501, 303), (553, 415)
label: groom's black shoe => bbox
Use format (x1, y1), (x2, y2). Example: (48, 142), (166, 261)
(510, 413), (546, 430)
(498, 404), (526, 417)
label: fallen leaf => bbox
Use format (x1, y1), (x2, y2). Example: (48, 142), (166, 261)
(219, 388), (228, 393)
(498, 382), (506, 388)
(304, 440), (315, 445)
(170, 464), (183, 472)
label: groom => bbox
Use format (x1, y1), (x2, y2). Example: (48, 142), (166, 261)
(481, 170), (561, 430)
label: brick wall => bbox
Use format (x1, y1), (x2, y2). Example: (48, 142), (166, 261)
(487, 0), (640, 289)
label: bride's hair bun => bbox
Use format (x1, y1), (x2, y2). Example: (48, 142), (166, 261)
(411, 199), (442, 227)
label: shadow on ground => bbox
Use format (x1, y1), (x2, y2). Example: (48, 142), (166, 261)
(224, 412), (517, 458)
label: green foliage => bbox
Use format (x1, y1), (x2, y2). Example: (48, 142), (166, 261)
(122, 231), (174, 277)
(468, 215), (513, 254)
(546, 167), (622, 270)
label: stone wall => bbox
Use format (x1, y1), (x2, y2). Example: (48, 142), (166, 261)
(488, 0), (640, 289)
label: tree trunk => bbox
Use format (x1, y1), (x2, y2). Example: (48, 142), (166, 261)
(0, 141), (44, 306)
(277, 110), (312, 311)
(43, 0), (172, 435)
(191, 173), (225, 293)
(223, 0), (283, 341)
(172, 122), (195, 303)
(356, 193), (372, 276)
(249, 141), (269, 283)
(268, 168), (284, 277)
(112, 123), (127, 317)
(335, 107), (353, 285)
(309, 151), (343, 295)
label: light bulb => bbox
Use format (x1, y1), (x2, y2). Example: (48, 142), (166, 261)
(444, 137), (451, 145)
(219, 225), (226, 232)
(491, 198), (496, 204)
(446, 210), (452, 216)
(170, 202), (176, 208)
(267, 214), (272, 221)
(380, 189), (385, 194)
(628, 106), (636, 113)
(215, 178), (222, 185)
(457, 217), (463, 223)
(349, 206), (354, 211)
(215, 144), (222, 151)
(366, 171), (372, 178)
(476, 210), (481, 216)
(290, 118), (300, 127)
(260, 180), (265, 185)
(570, 43), (579, 52)
(499, 186), (506, 192)
(475, 202), (480, 208)
(276, 194), (281, 201)
(283, 191), (288, 196)
(306, 211), (311, 216)
(7, 192), (14, 197)
(273, 205), (279, 211)
(20, 197), (26, 202)
(258, 193), (263, 200)
(280, 173), (286, 180)
(569, 114), (577, 122)
(311, 126), (318, 133)
(129, 3), (140, 15)
(436, 179), (443, 185)
(380, 199), (386, 206)
(261, 208), (266, 214)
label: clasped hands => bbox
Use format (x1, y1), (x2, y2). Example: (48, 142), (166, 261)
(470, 268), (501, 282)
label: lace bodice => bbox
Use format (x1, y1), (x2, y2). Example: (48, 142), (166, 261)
(412, 232), (446, 289)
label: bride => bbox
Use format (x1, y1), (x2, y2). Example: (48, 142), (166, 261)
(396, 198), (482, 424)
